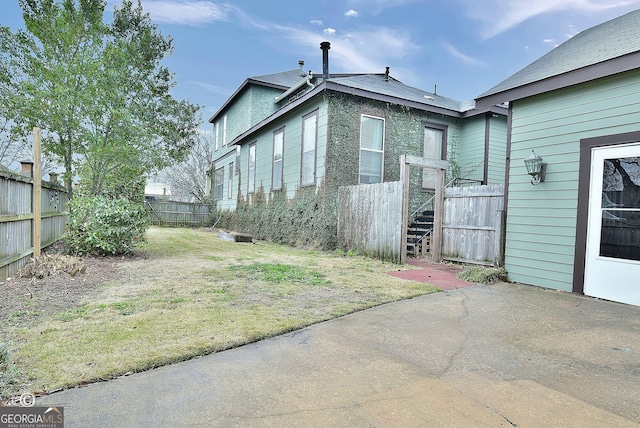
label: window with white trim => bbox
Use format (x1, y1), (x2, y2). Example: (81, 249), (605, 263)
(301, 111), (317, 186)
(228, 162), (234, 199)
(213, 167), (224, 200)
(222, 114), (228, 146)
(273, 127), (284, 190)
(235, 146), (240, 175)
(248, 142), (256, 194)
(359, 115), (385, 184)
(214, 122), (219, 151)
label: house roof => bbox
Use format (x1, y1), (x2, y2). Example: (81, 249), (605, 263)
(476, 9), (640, 107)
(250, 69), (309, 88)
(329, 74), (477, 113)
(224, 73), (506, 149)
(208, 69), (307, 123)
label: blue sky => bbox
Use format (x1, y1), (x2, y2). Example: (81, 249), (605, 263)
(2, 0), (640, 126)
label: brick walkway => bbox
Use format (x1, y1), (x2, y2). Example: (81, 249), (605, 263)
(387, 258), (475, 290)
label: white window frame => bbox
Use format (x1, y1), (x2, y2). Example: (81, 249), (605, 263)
(248, 142), (256, 194)
(300, 110), (318, 186)
(273, 127), (284, 190)
(213, 167), (224, 201)
(214, 122), (219, 151)
(222, 114), (228, 146)
(228, 161), (234, 199)
(358, 115), (385, 184)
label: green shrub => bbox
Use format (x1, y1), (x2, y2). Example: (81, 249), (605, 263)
(66, 196), (148, 256)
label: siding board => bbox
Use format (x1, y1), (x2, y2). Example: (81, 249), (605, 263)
(505, 68), (640, 290)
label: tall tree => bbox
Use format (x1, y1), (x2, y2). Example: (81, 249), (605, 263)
(0, 0), (201, 197)
(157, 131), (214, 202)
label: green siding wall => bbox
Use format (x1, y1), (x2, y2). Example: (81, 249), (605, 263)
(212, 85), (284, 159)
(487, 115), (507, 184)
(215, 97), (328, 212)
(505, 69), (640, 291)
(457, 115), (486, 183)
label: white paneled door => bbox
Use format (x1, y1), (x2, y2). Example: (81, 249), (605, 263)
(585, 143), (640, 306)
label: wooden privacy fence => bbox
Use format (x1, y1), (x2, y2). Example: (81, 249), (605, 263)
(0, 169), (69, 280)
(337, 181), (404, 263)
(145, 200), (215, 227)
(442, 184), (505, 266)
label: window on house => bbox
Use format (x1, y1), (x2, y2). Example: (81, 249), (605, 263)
(422, 123), (447, 189)
(214, 122), (219, 151)
(235, 146), (240, 175)
(222, 114), (228, 146)
(301, 111), (317, 186)
(228, 162), (234, 199)
(359, 115), (385, 184)
(214, 167), (224, 201)
(248, 142), (256, 194)
(273, 127), (284, 190)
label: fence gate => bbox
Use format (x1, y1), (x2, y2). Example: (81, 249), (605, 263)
(441, 184), (505, 266)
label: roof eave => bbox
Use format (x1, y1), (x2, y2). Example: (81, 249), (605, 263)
(476, 52), (640, 109)
(461, 104), (508, 118)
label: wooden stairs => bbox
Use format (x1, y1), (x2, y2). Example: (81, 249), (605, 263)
(406, 210), (434, 257)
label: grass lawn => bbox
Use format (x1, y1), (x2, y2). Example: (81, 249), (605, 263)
(1, 227), (438, 400)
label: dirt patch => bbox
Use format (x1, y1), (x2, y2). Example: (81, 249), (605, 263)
(0, 250), (127, 332)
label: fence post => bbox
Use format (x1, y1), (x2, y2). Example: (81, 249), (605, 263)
(432, 168), (444, 262)
(400, 155), (409, 264)
(494, 209), (506, 267)
(33, 127), (42, 258)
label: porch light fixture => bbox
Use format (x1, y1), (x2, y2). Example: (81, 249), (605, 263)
(524, 150), (546, 185)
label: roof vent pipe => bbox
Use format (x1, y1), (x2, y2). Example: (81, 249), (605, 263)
(385, 66), (390, 81)
(320, 41), (330, 80)
(298, 60), (305, 75)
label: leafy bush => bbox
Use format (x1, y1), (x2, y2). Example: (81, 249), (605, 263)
(66, 196), (148, 256)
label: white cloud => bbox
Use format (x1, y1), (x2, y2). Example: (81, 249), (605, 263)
(460, 0), (640, 39)
(273, 24), (419, 77)
(140, 0), (231, 25)
(310, 19), (323, 26)
(345, 9), (359, 18)
(346, 0), (422, 15)
(442, 42), (486, 67)
(323, 28), (336, 35)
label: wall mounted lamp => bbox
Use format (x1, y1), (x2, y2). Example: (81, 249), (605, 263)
(524, 149), (546, 185)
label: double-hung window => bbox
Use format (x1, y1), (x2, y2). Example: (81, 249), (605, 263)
(273, 127), (284, 190)
(422, 123), (447, 189)
(213, 167), (224, 200)
(222, 114), (228, 146)
(214, 122), (219, 151)
(301, 111), (317, 186)
(228, 162), (234, 199)
(248, 142), (256, 194)
(359, 115), (385, 184)
(235, 146), (241, 175)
